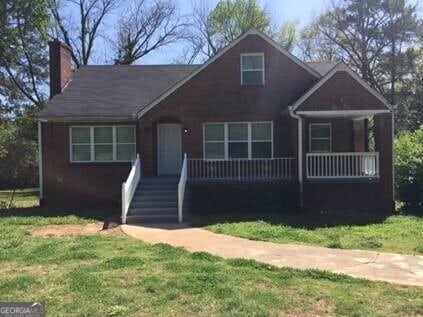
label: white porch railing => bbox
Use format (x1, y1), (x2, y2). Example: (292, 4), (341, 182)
(178, 154), (188, 223)
(121, 154), (141, 224)
(306, 152), (379, 179)
(187, 157), (295, 180)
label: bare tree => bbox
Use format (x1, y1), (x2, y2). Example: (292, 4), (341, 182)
(49, 0), (118, 67)
(114, 0), (185, 65)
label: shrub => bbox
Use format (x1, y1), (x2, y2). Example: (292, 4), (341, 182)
(395, 126), (423, 208)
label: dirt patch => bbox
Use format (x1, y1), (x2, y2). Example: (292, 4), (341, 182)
(31, 223), (127, 237)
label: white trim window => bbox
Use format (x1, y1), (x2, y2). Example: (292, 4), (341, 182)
(70, 126), (136, 162)
(241, 53), (265, 86)
(204, 122), (273, 159)
(309, 123), (331, 152)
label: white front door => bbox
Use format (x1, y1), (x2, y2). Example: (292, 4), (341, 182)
(157, 123), (182, 175)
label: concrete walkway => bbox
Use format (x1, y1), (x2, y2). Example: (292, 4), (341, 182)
(121, 224), (423, 287)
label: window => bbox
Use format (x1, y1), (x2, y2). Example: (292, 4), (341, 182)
(204, 122), (273, 159)
(251, 123), (272, 158)
(241, 53), (264, 85)
(70, 126), (136, 162)
(204, 124), (225, 159)
(309, 123), (331, 152)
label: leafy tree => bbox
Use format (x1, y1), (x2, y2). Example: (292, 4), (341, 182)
(182, 0), (272, 62)
(395, 49), (423, 131)
(300, 0), (422, 132)
(274, 20), (299, 52)
(0, 0), (50, 109)
(210, 0), (270, 43)
(395, 126), (423, 209)
(0, 121), (38, 190)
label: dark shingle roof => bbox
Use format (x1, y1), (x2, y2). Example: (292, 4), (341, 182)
(306, 61), (338, 76)
(40, 61), (337, 120)
(39, 65), (200, 120)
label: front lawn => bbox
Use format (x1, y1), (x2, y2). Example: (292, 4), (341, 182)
(0, 189), (422, 316)
(204, 212), (423, 255)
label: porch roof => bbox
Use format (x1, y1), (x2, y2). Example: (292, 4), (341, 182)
(296, 109), (390, 119)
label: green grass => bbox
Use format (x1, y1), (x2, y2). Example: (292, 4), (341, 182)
(0, 189), (422, 315)
(0, 188), (39, 208)
(0, 213), (422, 316)
(204, 212), (423, 255)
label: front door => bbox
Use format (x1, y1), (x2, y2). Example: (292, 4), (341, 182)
(157, 123), (182, 175)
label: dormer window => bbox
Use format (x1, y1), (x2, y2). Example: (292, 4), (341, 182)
(241, 53), (264, 86)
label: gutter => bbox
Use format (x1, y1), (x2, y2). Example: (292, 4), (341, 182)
(288, 106), (303, 207)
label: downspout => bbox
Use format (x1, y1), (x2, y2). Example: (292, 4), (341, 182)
(391, 110), (395, 210)
(38, 121), (43, 204)
(288, 106), (303, 208)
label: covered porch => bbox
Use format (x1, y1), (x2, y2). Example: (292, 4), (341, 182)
(296, 109), (394, 212)
(298, 110), (390, 181)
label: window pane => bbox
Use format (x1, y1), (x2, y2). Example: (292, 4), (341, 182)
(205, 124), (224, 141)
(94, 127), (113, 143)
(228, 142), (248, 158)
(310, 125), (330, 138)
(252, 123), (271, 140)
(72, 145), (91, 161)
(117, 144), (135, 161)
(72, 127), (90, 143)
(252, 142), (272, 158)
(242, 55), (263, 69)
(310, 139), (330, 152)
(242, 71), (263, 85)
(94, 144), (113, 161)
(228, 124), (248, 140)
(205, 143), (225, 159)
(116, 127), (135, 143)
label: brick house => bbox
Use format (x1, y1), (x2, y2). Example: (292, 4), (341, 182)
(38, 29), (394, 223)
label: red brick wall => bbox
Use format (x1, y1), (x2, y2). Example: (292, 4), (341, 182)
(139, 34), (317, 176)
(297, 71), (388, 111)
(304, 118), (353, 153)
(41, 122), (136, 207)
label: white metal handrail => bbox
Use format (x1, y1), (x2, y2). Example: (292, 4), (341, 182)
(306, 152), (379, 179)
(178, 153), (188, 223)
(187, 157), (294, 180)
(121, 154), (141, 224)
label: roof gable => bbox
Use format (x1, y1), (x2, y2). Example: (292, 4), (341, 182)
(137, 29), (322, 118)
(291, 63), (391, 113)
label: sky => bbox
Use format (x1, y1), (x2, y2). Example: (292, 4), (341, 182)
(91, 0), (329, 65)
(86, 0), (422, 65)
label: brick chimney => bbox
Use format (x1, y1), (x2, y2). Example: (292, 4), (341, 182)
(49, 39), (73, 99)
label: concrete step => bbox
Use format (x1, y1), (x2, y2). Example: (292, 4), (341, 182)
(129, 207), (178, 214)
(136, 185), (177, 191)
(126, 214), (180, 223)
(132, 195), (177, 203)
(131, 201), (177, 208)
(139, 178), (179, 185)
(135, 190), (176, 196)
